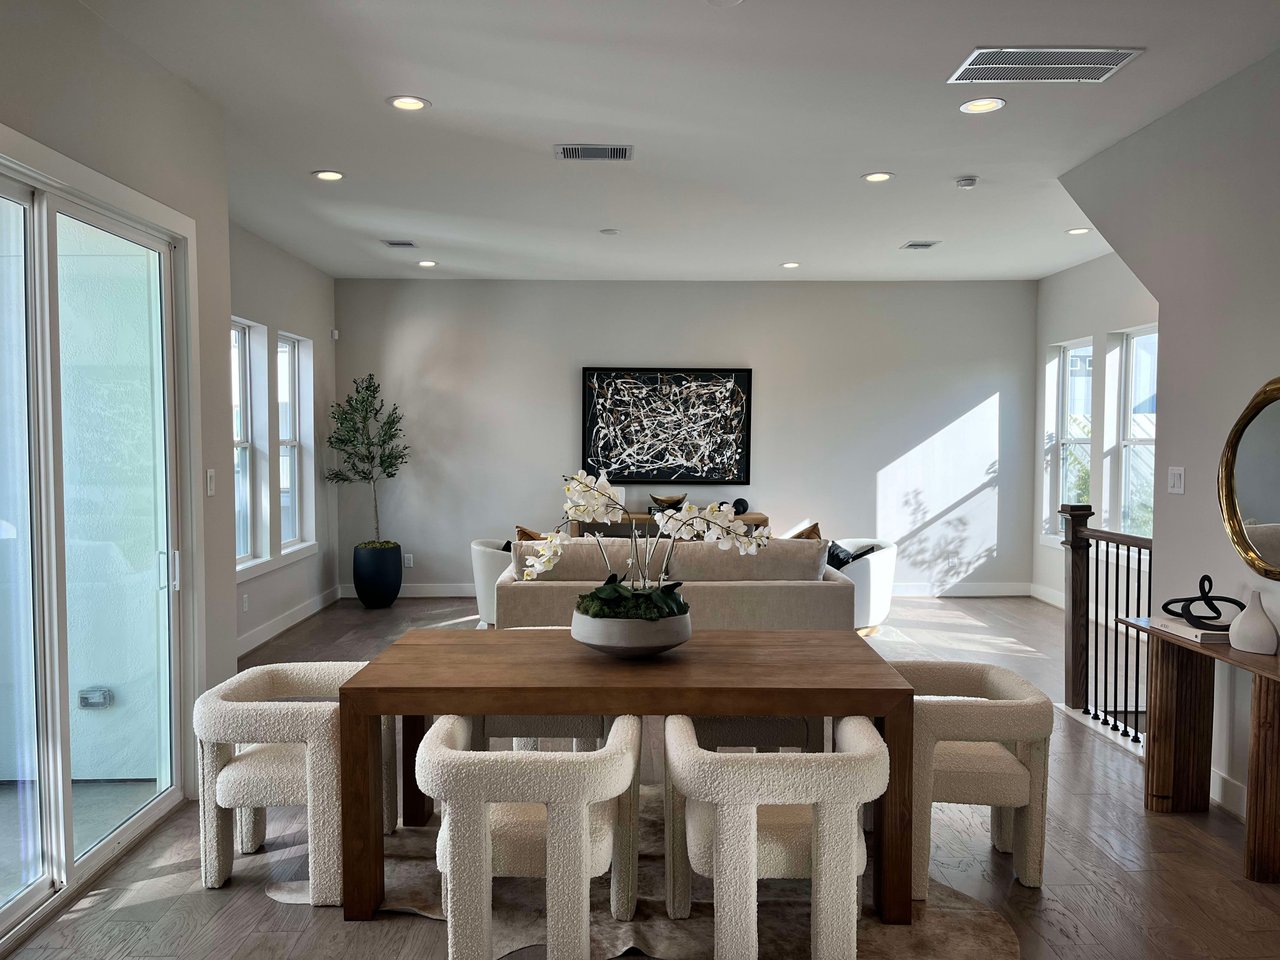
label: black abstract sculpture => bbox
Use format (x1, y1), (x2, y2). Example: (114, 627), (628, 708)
(1161, 574), (1246, 630)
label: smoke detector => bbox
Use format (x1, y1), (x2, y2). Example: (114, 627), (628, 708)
(949, 47), (1143, 83)
(555, 144), (634, 160)
(900, 240), (941, 251)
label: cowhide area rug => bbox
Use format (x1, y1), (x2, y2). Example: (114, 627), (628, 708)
(270, 786), (1018, 960)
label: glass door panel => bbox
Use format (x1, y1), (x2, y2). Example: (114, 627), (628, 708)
(0, 195), (44, 907)
(54, 212), (172, 859)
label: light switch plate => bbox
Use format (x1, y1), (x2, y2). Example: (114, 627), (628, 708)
(206, 468), (216, 497)
(1168, 466), (1185, 495)
(404, 553), (414, 568)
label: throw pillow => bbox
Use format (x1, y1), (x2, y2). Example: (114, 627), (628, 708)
(788, 521), (823, 541)
(826, 542), (858, 570)
(515, 525), (545, 541)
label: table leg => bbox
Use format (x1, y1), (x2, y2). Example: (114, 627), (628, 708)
(401, 715), (433, 827)
(1246, 674), (1280, 882)
(874, 696), (913, 924)
(1144, 635), (1214, 813)
(341, 693), (385, 919)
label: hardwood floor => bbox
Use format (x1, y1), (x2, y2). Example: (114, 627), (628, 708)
(14, 596), (1272, 960)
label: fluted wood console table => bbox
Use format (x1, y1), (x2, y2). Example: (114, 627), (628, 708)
(1122, 616), (1280, 882)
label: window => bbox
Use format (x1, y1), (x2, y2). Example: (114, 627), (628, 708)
(231, 323), (252, 560)
(1121, 330), (1158, 536)
(277, 335), (301, 546)
(1059, 341), (1093, 506)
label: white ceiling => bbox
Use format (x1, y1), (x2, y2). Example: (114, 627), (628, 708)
(83, 0), (1280, 281)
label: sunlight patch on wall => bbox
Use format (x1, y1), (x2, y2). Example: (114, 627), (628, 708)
(877, 394), (1000, 594)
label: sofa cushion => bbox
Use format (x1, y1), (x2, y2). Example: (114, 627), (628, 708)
(512, 537), (670, 582)
(667, 537), (828, 582)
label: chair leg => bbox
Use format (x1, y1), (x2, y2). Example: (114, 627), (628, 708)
(712, 803), (758, 960)
(305, 741), (343, 906)
(198, 740), (233, 889)
(811, 802), (859, 960)
(664, 765), (691, 920)
(1013, 739), (1049, 887)
(236, 807), (266, 854)
(611, 763), (640, 921)
(546, 803), (591, 960)
(513, 737), (539, 751)
(991, 806), (1014, 853)
(381, 716), (398, 834)
(441, 800), (493, 960)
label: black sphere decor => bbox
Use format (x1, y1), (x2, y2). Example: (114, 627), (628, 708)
(732, 497), (749, 515)
(353, 543), (403, 609)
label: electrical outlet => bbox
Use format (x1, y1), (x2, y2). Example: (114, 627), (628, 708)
(241, 594), (249, 613)
(404, 553), (414, 568)
(1168, 466), (1185, 495)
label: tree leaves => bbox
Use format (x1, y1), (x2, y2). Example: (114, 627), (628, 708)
(324, 374), (412, 485)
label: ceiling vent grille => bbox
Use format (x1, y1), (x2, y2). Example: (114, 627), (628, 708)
(382, 240), (417, 248)
(900, 240), (941, 251)
(949, 47), (1143, 83)
(555, 144), (634, 160)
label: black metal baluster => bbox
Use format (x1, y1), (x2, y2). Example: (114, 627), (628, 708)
(1121, 544), (1132, 736)
(1101, 542), (1110, 726)
(1111, 542), (1122, 730)
(1091, 537), (1101, 719)
(1133, 545), (1144, 744)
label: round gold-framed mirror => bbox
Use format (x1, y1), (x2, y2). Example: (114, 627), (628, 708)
(1218, 376), (1280, 580)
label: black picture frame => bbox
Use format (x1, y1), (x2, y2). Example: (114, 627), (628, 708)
(581, 367), (752, 484)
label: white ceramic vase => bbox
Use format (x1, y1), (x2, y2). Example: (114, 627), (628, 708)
(1229, 591), (1279, 655)
(570, 610), (692, 659)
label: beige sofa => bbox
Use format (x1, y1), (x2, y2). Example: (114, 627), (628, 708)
(495, 536), (854, 630)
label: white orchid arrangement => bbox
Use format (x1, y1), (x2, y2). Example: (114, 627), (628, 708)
(523, 470), (772, 598)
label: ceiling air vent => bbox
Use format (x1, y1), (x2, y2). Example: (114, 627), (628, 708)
(382, 240), (416, 248)
(948, 47), (1143, 83)
(900, 240), (941, 251)
(555, 144), (634, 160)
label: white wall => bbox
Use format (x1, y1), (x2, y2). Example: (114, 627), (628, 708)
(1030, 254), (1159, 606)
(1061, 48), (1280, 816)
(333, 279), (1038, 597)
(0, 1), (236, 789)
(229, 223), (338, 657)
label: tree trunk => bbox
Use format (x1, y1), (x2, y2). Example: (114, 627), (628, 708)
(372, 480), (380, 542)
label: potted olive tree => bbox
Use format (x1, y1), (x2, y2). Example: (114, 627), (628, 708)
(325, 374), (411, 608)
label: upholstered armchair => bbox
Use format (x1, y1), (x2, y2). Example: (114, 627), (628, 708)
(418, 714), (642, 960)
(470, 538), (512, 628)
(832, 538), (897, 631)
(892, 660), (1053, 899)
(665, 715), (889, 960)
(193, 662), (396, 906)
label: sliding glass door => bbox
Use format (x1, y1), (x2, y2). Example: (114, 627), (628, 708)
(0, 182), (180, 941)
(53, 209), (175, 860)
(0, 184), (44, 916)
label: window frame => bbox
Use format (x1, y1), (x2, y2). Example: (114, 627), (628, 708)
(277, 333), (302, 549)
(1057, 338), (1094, 511)
(231, 321), (253, 562)
(1119, 327), (1158, 536)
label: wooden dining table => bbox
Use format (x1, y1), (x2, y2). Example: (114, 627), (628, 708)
(339, 628), (915, 924)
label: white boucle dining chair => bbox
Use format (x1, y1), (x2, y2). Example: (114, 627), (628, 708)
(193, 662), (397, 906)
(891, 660), (1054, 900)
(665, 714), (889, 960)
(417, 714), (642, 960)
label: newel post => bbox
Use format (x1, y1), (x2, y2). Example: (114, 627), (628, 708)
(1061, 504), (1094, 711)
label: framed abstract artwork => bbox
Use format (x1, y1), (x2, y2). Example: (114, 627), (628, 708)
(581, 367), (752, 484)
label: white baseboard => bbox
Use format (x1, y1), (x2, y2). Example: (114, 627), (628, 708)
(237, 586), (339, 656)
(1211, 768), (1247, 820)
(893, 581), (1032, 598)
(338, 583), (477, 599)
(1030, 584), (1066, 608)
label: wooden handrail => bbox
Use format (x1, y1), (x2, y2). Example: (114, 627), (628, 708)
(1081, 527), (1153, 550)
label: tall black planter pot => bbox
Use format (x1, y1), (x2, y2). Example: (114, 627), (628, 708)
(353, 543), (403, 609)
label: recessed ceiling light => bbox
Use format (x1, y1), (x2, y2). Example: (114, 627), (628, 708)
(862, 172), (894, 183)
(1065, 227), (1092, 236)
(599, 228), (620, 236)
(387, 96), (430, 111)
(311, 170), (344, 181)
(417, 260), (437, 268)
(960, 97), (1006, 114)
(780, 262), (800, 269)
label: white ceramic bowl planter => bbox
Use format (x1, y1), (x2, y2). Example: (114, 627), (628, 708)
(571, 610), (692, 658)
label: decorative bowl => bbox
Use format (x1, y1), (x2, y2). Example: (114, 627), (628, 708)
(570, 611), (692, 659)
(650, 493), (687, 511)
